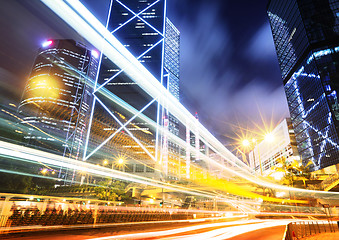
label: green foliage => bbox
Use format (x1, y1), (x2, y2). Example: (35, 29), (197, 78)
(270, 157), (312, 187)
(94, 179), (130, 201)
(30, 177), (56, 194)
(0, 172), (32, 193)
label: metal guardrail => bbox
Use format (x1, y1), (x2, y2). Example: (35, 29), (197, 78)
(0, 192), (243, 234)
(283, 221), (338, 240)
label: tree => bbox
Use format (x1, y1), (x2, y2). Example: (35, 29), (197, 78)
(0, 172), (32, 193)
(94, 179), (130, 201)
(270, 156), (312, 187)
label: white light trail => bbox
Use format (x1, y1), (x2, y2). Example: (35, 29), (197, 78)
(0, 140), (231, 199)
(87, 219), (290, 240)
(40, 0), (252, 175)
(38, 0), (339, 199)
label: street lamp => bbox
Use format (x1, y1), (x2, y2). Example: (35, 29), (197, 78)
(264, 133), (274, 142)
(242, 139), (250, 147)
(103, 156), (126, 172)
(242, 132), (274, 176)
(115, 157), (125, 171)
(250, 138), (263, 176)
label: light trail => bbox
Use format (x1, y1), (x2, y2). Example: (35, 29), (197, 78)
(2, 138), (339, 204)
(87, 219), (290, 240)
(0, 140), (236, 200)
(38, 0), (339, 199)
(167, 221), (290, 240)
(40, 0), (253, 174)
(0, 140), (313, 205)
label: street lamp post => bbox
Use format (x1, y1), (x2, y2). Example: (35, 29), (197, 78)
(250, 138), (263, 176)
(242, 133), (274, 176)
(235, 147), (249, 166)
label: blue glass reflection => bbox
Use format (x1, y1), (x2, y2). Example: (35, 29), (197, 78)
(285, 46), (339, 171)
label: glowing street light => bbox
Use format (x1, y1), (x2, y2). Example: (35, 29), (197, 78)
(264, 133), (274, 142)
(242, 132), (275, 176)
(118, 158), (124, 165)
(242, 139), (250, 147)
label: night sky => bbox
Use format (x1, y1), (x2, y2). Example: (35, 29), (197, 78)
(167, 0), (289, 146)
(0, 0), (290, 148)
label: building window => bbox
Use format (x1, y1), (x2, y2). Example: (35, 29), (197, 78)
(125, 164), (134, 172)
(135, 164), (145, 172)
(146, 164), (155, 173)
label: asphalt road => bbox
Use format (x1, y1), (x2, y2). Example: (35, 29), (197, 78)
(2, 219), (288, 240)
(227, 225), (286, 240)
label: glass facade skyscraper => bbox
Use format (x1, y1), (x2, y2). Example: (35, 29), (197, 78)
(18, 39), (98, 161)
(94, 0), (180, 179)
(164, 18), (180, 101)
(100, 0), (180, 117)
(267, 0), (339, 171)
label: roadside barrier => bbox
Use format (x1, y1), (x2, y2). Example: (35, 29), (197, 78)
(283, 220), (338, 240)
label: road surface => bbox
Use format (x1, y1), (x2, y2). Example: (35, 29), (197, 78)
(2, 219), (289, 240)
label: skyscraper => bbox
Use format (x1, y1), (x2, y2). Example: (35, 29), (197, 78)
(99, 0), (180, 116)
(18, 39), (99, 161)
(249, 118), (299, 175)
(93, 0), (180, 179)
(267, 0), (339, 171)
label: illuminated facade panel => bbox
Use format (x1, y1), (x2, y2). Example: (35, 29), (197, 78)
(267, 0), (339, 171)
(18, 39), (98, 160)
(249, 118), (299, 174)
(164, 18), (180, 101)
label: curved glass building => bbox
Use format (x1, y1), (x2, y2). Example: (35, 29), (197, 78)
(18, 39), (98, 160)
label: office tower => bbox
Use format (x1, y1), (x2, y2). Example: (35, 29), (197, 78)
(18, 39), (98, 161)
(94, 0), (180, 179)
(100, 0), (180, 116)
(267, 0), (339, 171)
(249, 118), (299, 175)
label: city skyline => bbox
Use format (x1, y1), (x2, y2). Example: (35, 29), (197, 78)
(0, 0), (288, 146)
(0, 1), (339, 238)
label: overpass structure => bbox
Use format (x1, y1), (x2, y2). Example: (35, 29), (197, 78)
(38, 0), (253, 182)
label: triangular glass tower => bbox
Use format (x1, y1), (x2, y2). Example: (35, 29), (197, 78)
(83, 0), (180, 181)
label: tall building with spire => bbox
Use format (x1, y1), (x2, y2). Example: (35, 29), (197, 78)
(267, 0), (339, 171)
(93, 0), (181, 179)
